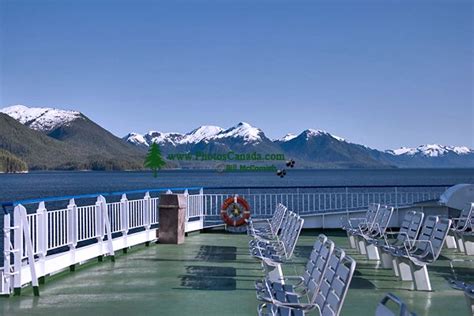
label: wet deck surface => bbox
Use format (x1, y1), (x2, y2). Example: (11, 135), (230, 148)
(1, 230), (473, 316)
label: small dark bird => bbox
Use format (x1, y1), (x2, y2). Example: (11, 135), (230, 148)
(286, 159), (296, 168)
(276, 169), (287, 178)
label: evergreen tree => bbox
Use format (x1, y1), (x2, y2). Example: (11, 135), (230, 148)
(144, 143), (166, 177)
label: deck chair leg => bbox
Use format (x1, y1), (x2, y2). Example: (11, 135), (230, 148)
(380, 251), (393, 269)
(444, 235), (457, 249)
(410, 263), (431, 291)
(456, 236), (466, 253)
(392, 257), (400, 277)
(366, 243), (380, 260)
(358, 238), (367, 255)
(397, 259), (412, 281)
(463, 237), (474, 255)
(347, 233), (356, 249)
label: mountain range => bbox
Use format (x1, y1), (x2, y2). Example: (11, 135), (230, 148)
(0, 104), (473, 171)
(124, 122), (474, 169)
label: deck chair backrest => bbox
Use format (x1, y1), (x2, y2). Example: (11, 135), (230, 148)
(397, 211), (424, 244)
(406, 211), (424, 242)
(428, 217), (452, 260)
(306, 239), (335, 300)
(279, 212), (297, 251)
(314, 248), (356, 316)
(280, 212), (297, 245)
(366, 204), (381, 228)
(414, 216), (439, 252)
(377, 206), (394, 235)
(270, 204), (287, 233)
(397, 211), (416, 243)
(370, 206), (391, 235)
(302, 234), (328, 287)
(278, 210), (294, 240)
(454, 203), (473, 231)
(284, 215), (304, 259)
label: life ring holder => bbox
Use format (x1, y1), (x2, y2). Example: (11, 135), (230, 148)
(220, 196), (251, 227)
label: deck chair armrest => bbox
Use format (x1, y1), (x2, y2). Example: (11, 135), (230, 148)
(384, 231), (409, 245)
(405, 239), (435, 258)
(451, 217), (471, 232)
(278, 275), (305, 286)
(371, 223), (383, 237)
(273, 301), (319, 312)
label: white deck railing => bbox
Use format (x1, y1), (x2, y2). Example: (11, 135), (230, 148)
(0, 185), (446, 296)
(202, 187), (445, 220)
(1, 189), (205, 296)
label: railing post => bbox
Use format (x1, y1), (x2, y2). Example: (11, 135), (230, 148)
(184, 189), (189, 220)
(296, 187), (300, 213)
(2, 212), (11, 295)
(120, 194), (129, 250)
(395, 187), (399, 222)
(199, 188), (204, 216)
(18, 205), (39, 296)
(143, 192), (152, 245)
(120, 194), (129, 235)
(98, 195), (115, 261)
(67, 198), (78, 271)
(144, 192), (151, 230)
(37, 202), (47, 281)
(95, 196), (104, 261)
(345, 187), (349, 217)
(12, 205), (22, 295)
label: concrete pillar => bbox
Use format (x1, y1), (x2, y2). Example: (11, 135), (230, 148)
(158, 194), (187, 244)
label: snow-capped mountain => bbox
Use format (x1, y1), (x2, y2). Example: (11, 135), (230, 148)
(302, 129), (346, 142)
(125, 122), (264, 147)
(278, 128), (390, 168)
(181, 126), (224, 144)
(124, 126), (223, 147)
(0, 105), (82, 132)
(278, 133), (297, 142)
(387, 144), (473, 157)
(213, 122), (264, 144)
(123, 132), (149, 147)
(276, 129), (346, 143)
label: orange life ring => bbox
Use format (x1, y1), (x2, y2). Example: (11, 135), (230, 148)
(220, 196), (251, 227)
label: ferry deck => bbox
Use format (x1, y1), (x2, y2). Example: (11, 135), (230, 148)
(1, 185), (473, 315)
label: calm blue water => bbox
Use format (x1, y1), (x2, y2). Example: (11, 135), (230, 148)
(0, 169), (473, 203)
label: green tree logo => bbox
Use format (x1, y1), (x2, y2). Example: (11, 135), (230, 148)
(144, 143), (166, 177)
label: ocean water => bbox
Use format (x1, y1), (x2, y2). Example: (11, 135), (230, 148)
(0, 168), (473, 203)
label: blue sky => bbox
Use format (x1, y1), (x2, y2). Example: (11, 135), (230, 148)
(1, 0), (472, 150)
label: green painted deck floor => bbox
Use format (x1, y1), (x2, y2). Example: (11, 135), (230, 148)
(1, 230), (473, 316)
